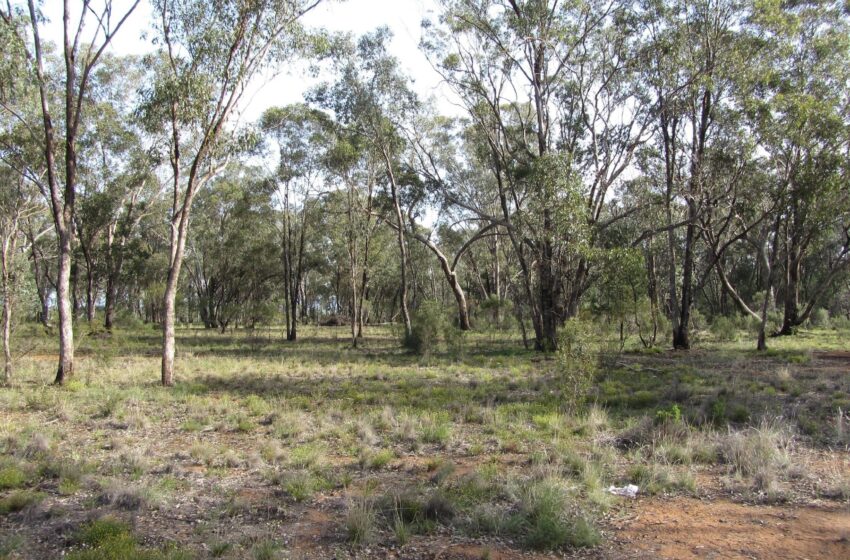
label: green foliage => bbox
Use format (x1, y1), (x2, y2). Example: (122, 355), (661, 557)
(655, 404), (682, 425)
(345, 497), (377, 544)
(69, 517), (192, 560)
(403, 301), (449, 356)
(557, 318), (600, 411)
(0, 490), (44, 514)
(710, 316), (738, 342)
(809, 308), (830, 328)
(515, 478), (600, 550)
(0, 462), (27, 490)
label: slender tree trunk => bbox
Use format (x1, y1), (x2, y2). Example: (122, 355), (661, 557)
(104, 271), (118, 330)
(1, 232), (17, 383)
(71, 259), (80, 320)
(385, 159), (412, 336)
(646, 244), (659, 346)
(28, 237), (51, 328)
(491, 234), (501, 325)
(673, 204), (697, 350)
(161, 226), (185, 386)
(2, 288), (11, 384)
(778, 244), (800, 336)
(538, 227), (558, 351)
(161, 170), (194, 386)
(757, 219), (782, 351)
(85, 254), (95, 325)
(55, 229), (74, 384)
(408, 227), (472, 331)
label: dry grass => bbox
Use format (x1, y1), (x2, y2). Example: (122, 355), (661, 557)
(0, 324), (846, 558)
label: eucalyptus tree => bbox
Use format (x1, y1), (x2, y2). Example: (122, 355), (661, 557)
(102, 151), (161, 331)
(425, 0), (650, 350)
(407, 115), (512, 331)
(70, 53), (149, 326)
(744, 0), (850, 336)
(0, 0), (141, 383)
(0, 167), (45, 382)
(261, 103), (331, 341)
(635, 0), (749, 349)
(311, 29), (419, 338)
(185, 166), (279, 331)
(141, 0), (322, 386)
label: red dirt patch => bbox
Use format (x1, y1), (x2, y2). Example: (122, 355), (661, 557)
(612, 496), (850, 559)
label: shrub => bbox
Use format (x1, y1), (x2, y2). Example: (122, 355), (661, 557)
(478, 295), (514, 330)
(250, 540), (280, 560)
(627, 464), (695, 495)
(517, 478), (600, 550)
(403, 301), (447, 356)
(67, 515), (196, 560)
(75, 516), (131, 548)
(280, 470), (332, 502)
(359, 448), (395, 470)
(557, 318), (599, 412)
(0, 463), (28, 490)
(0, 490), (45, 514)
(710, 316), (738, 342)
(809, 308), (830, 328)
(419, 413), (452, 446)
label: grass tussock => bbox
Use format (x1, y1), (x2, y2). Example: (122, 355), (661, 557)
(718, 420), (794, 493)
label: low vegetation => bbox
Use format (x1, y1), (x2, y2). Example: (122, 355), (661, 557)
(0, 324), (847, 558)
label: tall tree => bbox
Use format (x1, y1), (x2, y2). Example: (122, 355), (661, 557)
(747, 0), (850, 335)
(142, 0), (322, 386)
(261, 104), (330, 341)
(1, 0), (141, 383)
(312, 29), (419, 339)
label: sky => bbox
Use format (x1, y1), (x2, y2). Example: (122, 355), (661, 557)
(37, 0), (455, 122)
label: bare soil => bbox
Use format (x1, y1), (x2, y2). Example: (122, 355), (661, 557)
(608, 497), (850, 560)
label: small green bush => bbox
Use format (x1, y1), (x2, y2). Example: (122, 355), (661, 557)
(517, 478), (600, 550)
(710, 316), (738, 342)
(557, 318), (600, 411)
(403, 301), (448, 356)
(809, 308), (830, 328)
(345, 497), (377, 544)
(0, 490), (44, 514)
(0, 463), (28, 490)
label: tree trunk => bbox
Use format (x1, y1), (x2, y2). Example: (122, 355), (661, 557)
(385, 160), (412, 337)
(538, 227), (558, 351)
(85, 259), (95, 325)
(29, 238), (51, 328)
(104, 272), (118, 330)
(757, 218), (783, 351)
(408, 228), (472, 331)
(161, 277), (178, 387)
(673, 208), (697, 350)
(2, 286), (11, 384)
(54, 228), (74, 384)
(162, 190), (193, 386)
(104, 230), (124, 331)
(1, 233), (16, 384)
(778, 246), (800, 336)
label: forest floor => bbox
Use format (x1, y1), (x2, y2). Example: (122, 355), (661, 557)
(0, 325), (848, 559)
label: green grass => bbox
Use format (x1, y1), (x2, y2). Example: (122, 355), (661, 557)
(67, 517), (193, 560)
(0, 490), (45, 514)
(0, 323), (847, 557)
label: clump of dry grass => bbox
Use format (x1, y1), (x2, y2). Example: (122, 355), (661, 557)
(96, 481), (150, 511)
(718, 419), (794, 493)
(345, 496), (378, 544)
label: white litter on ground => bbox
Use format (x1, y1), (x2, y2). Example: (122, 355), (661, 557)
(607, 484), (639, 498)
